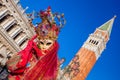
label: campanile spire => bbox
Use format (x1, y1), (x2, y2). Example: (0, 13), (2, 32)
(62, 16), (116, 80)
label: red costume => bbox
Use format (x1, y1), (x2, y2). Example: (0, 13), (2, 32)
(7, 35), (59, 80)
(7, 6), (65, 80)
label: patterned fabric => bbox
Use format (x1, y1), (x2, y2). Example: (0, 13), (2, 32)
(24, 41), (59, 80)
(7, 35), (59, 80)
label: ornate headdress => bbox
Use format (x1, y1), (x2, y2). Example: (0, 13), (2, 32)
(35, 6), (66, 41)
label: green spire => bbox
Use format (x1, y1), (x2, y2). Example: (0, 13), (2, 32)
(98, 15), (116, 36)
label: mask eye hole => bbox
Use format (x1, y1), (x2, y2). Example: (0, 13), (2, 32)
(40, 41), (44, 45)
(46, 42), (52, 46)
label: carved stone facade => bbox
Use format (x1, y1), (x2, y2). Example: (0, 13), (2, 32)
(0, 0), (35, 58)
(0, 0), (116, 80)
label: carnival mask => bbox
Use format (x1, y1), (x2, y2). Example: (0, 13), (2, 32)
(38, 39), (54, 50)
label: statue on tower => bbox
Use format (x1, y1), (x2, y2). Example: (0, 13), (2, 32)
(7, 6), (66, 80)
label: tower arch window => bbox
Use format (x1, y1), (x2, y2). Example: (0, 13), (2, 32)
(89, 39), (92, 43)
(91, 40), (94, 44)
(93, 41), (96, 44)
(96, 41), (99, 45)
(89, 39), (99, 46)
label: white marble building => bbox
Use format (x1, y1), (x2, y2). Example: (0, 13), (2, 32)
(0, 0), (35, 59)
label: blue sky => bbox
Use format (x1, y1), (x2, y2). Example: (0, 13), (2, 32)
(20, 0), (120, 80)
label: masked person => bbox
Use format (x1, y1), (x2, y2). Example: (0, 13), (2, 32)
(7, 7), (65, 80)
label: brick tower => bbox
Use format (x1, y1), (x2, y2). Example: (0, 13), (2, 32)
(61, 16), (116, 80)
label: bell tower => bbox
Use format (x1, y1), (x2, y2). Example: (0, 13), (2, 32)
(62, 16), (116, 80)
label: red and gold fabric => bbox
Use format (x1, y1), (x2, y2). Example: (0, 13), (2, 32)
(7, 35), (59, 80)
